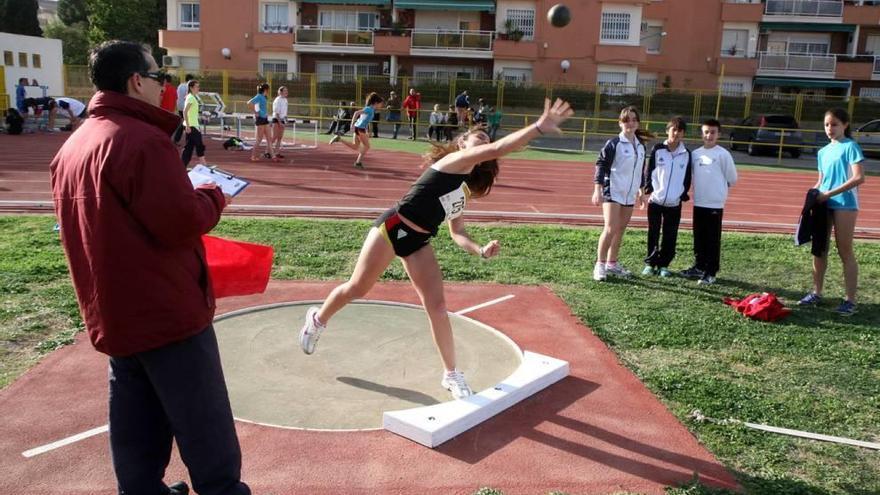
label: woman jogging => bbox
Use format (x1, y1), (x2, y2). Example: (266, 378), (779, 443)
(300, 98), (574, 399)
(330, 92), (384, 169)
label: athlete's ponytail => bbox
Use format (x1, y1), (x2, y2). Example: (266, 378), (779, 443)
(465, 159), (498, 198)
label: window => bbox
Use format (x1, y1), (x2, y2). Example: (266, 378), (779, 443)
(18, 52), (28, 67)
(600, 12), (631, 42)
(501, 68), (532, 84)
(179, 56), (200, 70)
(721, 81), (746, 96)
(637, 75), (658, 92)
(860, 87), (880, 101)
(318, 10), (378, 30)
(32, 54), (41, 68)
(597, 71), (627, 95)
(261, 59), (288, 74)
(316, 61), (379, 82)
(721, 29), (748, 57)
(4, 50), (13, 66)
(505, 9), (535, 40)
(412, 65), (484, 83)
(180, 3), (200, 29)
(788, 42), (829, 54)
(640, 23), (663, 53)
(865, 35), (880, 55)
(263, 3), (289, 32)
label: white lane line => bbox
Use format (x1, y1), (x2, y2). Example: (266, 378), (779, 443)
(454, 295), (515, 315)
(22, 424), (108, 458)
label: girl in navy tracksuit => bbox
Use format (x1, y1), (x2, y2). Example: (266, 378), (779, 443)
(592, 106), (652, 281)
(641, 116), (692, 277)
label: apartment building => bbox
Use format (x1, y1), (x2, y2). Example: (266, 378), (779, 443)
(159, 0), (880, 97)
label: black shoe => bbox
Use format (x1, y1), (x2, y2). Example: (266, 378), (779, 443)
(168, 481), (189, 495)
(680, 266), (704, 279)
(354, 162), (364, 169)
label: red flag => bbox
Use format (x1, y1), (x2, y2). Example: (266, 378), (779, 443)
(202, 235), (273, 298)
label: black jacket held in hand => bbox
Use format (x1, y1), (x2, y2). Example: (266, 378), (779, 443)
(795, 188), (829, 257)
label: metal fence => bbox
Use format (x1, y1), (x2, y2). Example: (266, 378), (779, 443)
(59, 65), (880, 159)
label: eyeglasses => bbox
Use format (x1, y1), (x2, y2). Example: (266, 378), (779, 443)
(138, 71), (166, 82)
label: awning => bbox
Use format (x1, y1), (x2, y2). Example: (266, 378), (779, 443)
(753, 77), (851, 89)
(760, 22), (855, 33)
(394, 0), (495, 12)
(299, 0), (390, 5)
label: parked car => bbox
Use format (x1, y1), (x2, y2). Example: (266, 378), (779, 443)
(729, 115), (804, 158)
(854, 119), (880, 158)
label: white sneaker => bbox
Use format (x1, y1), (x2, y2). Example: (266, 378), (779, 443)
(605, 263), (632, 277)
(441, 369), (473, 399)
(592, 262), (607, 281)
(697, 275), (717, 285)
(299, 307), (326, 355)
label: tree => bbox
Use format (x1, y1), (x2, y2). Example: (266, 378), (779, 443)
(58, 0), (89, 26)
(0, 0), (43, 37)
(43, 21), (90, 65)
(87, 0), (166, 62)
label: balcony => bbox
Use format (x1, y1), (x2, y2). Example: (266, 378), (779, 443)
(874, 56), (880, 78)
(293, 25), (375, 54)
(494, 39), (538, 60)
(595, 44), (647, 64)
(834, 56), (873, 79)
(409, 29), (494, 59)
(764, 0), (844, 17)
(158, 29), (201, 50)
(758, 51), (836, 77)
(374, 32), (411, 56)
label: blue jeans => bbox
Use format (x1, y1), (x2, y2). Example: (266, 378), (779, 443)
(109, 326), (250, 495)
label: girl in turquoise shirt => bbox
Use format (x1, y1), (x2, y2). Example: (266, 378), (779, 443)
(330, 92), (384, 169)
(798, 108), (866, 316)
(248, 83), (276, 161)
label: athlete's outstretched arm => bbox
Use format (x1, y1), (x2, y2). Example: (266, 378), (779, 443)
(448, 216), (500, 258)
(434, 98), (574, 174)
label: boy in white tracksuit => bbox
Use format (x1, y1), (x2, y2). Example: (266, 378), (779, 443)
(641, 117), (691, 277)
(683, 118), (738, 284)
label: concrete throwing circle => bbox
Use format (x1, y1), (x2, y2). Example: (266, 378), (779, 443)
(214, 301), (523, 430)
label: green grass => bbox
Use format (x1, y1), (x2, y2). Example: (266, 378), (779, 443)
(2, 215), (878, 494)
(354, 136), (598, 163)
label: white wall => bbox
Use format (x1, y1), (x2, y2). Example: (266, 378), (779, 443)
(1, 32), (63, 99)
(414, 11), (480, 30)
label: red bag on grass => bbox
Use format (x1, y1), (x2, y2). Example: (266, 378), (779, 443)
(723, 292), (791, 322)
(202, 235), (273, 298)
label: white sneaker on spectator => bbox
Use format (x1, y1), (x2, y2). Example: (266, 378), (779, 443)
(299, 306), (326, 355)
(441, 369), (473, 399)
(592, 262), (607, 281)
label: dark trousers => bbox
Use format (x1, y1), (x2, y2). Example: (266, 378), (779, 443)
(181, 128), (205, 167)
(172, 111), (185, 144)
(645, 202), (682, 268)
(109, 326), (250, 495)
(326, 120), (338, 134)
(371, 119), (379, 138)
(693, 206), (724, 276)
(408, 115), (418, 138)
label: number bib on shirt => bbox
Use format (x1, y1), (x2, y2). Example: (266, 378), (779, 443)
(438, 184), (468, 221)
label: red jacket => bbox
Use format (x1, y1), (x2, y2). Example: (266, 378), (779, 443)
(160, 81), (178, 112)
(50, 91), (226, 356)
(402, 93), (421, 118)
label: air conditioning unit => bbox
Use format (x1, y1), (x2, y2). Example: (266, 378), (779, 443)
(382, 61), (390, 75)
(162, 55), (180, 67)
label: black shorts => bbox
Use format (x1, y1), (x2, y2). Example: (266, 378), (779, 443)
(255, 116), (269, 126)
(605, 199), (634, 208)
(373, 208), (432, 257)
(354, 127), (368, 135)
(271, 117), (286, 125)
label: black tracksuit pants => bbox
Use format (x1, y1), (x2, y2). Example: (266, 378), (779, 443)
(693, 206), (724, 276)
(645, 202), (682, 268)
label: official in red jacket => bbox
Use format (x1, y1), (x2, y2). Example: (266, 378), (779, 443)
(50, 40), (250, 495)
(402, 87), (421, 140)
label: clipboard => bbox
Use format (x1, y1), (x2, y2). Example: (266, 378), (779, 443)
(188, 164), (250, 197)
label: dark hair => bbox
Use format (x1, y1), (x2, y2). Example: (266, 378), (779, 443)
(702, 118), (722, 131)
(185, 74), (194, 82)
(365, 92), (384, 106)
(18, 77), (28, 85)
(187, 79), (199, 92)
(277, 86), (287, 94)
(619, 106), (654, 143)
(89, 40), (152, 94)
(257, 83), (270, 94)
(666, 116), (687, 132)
(164, 74), (173, 83)
(825, 108), (852, 138)
(422, 128), (498, 197)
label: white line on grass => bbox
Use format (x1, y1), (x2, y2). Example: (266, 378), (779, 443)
(454, 295), (515, 315)
(22, 424), (108, 458)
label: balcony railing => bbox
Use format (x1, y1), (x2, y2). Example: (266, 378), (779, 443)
(764, 0), (844, 16)
(759, 52), (836, 72)
(874, 56), (880, 74)
(410, 29), (494, 51)
(294, 25), (374, 46)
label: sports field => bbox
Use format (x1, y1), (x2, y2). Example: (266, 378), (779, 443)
(0, 134), (878, 494)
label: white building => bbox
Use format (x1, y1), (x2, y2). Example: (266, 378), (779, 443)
(1, 32), (63, 106)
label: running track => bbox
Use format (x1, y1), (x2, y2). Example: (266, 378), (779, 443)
(1, 133), (878, 238)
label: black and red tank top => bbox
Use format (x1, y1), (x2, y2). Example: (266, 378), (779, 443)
(396, 167), (471, 235)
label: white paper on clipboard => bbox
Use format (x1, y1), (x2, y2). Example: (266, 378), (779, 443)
(188, 164), (250, 197)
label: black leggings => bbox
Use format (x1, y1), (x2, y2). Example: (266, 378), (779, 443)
(182, 128), (205, 167)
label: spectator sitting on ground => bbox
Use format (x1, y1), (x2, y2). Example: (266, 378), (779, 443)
(56, 97), (88, 131)
(5, 108), (25, 135)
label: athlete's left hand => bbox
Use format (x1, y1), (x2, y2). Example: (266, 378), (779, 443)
(480, 240), (500, 259)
